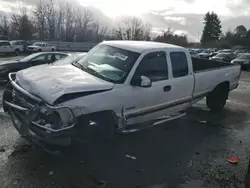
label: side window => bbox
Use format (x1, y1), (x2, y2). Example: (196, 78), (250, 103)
(55, 54), (64, 60)
(30, 54), (46, 62)
(170, 52), (189, 78)
(47, 54), (58, 62)
(3, 42), (11, 46)
(135, 51), (168, 82)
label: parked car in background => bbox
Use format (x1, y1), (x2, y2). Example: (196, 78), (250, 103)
(217, 49), (232, 54)
(233, 49), (246, 55)
(188, 49), (198, 56)
(231, 53), (250, 70)
(210, 53), (236, 62)
(0, 52), (69, 82)
(194, 49), (205, 54)
(27, 42), (56, 52)
(0, 40), (24, 55)
(54, 53), (86, 65)
(2, 41), (241, 151)
(197, 49), (216, 59)
(11, 40), (30, 52)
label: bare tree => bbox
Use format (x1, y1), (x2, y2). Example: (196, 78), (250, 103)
(55, 3), (65, 41)
(91, 20), (107, 42)
(34, 1), (47, 40)
(44, 0), (56, 40)
(115, 16), (151, 40)
(10, 6), (34, 40)
(75, 7), (93, 41)
(0, 16), (9, 36)
(64, 3), (76, 41)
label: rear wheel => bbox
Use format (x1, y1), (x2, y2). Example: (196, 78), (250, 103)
(206, 83), (229, 112)
(51, 48), (55, 52)
(14, 49), (20, 56)
(38, 49), (42, 52)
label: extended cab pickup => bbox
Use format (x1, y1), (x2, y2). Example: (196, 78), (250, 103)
(2, 41), (241, 150)
(27, 42), (56, 52)
(0, 40), (24, 55)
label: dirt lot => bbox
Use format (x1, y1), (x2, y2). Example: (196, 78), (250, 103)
(0, 57), (250, 188)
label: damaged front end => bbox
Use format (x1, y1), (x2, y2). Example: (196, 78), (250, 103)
(3, 73), (76, 151)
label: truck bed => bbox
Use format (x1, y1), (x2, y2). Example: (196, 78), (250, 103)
(192, 57), (236, 72)
(192, 57), (241, 100)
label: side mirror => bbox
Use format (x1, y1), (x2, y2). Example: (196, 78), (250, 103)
(131, 76), (152, 88)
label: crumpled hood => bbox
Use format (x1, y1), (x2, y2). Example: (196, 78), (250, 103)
(16, 64), (114, 105)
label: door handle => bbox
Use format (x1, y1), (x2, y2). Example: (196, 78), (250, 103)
(163, 85), (171, 92)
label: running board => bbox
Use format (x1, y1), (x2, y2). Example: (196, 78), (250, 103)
(119, 112), (186, 134)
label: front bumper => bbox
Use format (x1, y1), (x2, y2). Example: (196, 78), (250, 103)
(27, 48), (39, 52)
(3, 73), (76, 149)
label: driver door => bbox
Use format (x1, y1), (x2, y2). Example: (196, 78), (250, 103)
(124, 51), (174, 125)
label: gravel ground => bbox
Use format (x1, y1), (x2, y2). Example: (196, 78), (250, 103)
(0, 59), (250, 188)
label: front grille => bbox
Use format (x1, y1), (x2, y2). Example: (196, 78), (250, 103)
(13, 89), (38, 110)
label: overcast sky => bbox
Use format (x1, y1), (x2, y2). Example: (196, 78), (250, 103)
(0, 0), (249, 42)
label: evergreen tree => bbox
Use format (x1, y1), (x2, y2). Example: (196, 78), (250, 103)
(201, 12), (222, 44)
(235, 25), (247, 38)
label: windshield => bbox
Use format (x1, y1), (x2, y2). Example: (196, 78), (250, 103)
(33, 42), (43, 46)
(238, 54), (250, 60)
(72, 44), (140, 83)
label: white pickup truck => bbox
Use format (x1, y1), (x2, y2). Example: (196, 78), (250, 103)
(27, 42), (56, 52)
(3, 41), (241, 151)
(0, 40), (24, 55)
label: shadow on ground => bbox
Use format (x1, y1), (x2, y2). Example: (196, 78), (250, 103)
(3, 105), (248, 188)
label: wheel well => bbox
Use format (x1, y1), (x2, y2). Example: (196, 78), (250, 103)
(77, 110), (118, 127)
(215, 81), (229, 92)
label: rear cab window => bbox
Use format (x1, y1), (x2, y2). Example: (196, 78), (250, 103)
(1, 42), (11, 46)
(170, 52), (189, 78)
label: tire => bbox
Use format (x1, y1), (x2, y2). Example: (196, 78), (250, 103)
(51, 48), (55, 52)
(38, 49), (42, 52)
(14, 49), (20, 56)
(206, 84), (229, 112)
(242, 65), (247, 70)
(94, 112), (117, 139)
(76, 112), (117, 142)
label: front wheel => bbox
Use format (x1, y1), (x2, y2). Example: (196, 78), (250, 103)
(206, 84), (229, 112)
(75, 112), (117, 142)
(14, 49), (20, 56)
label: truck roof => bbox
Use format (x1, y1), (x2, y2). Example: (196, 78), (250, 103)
(102, 40), (184, 53)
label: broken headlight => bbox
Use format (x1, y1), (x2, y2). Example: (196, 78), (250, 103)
(33, 105), (75, 132)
